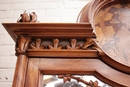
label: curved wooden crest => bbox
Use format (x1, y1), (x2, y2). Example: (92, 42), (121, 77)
(77, 0), (130, 86)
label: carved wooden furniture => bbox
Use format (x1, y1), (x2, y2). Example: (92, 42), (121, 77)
(2, 0), (130, 87)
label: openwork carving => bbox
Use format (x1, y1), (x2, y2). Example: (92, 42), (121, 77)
(30, 38), (44, 49)
(58, 75), (100, 87)
(16, 35), (31, 55)
(48, 39), (63, 50)
(28, 38), (100, 51)
(66, 39), (81, 50)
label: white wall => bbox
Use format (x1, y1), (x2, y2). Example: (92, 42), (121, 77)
(0, 0), (90, 87)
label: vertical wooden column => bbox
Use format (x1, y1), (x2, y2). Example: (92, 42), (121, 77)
(25, 58), (43, 87)
(12, 36), (30, 87)
(12, 55), (28, 87)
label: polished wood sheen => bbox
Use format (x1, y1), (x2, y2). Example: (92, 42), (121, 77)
(2, 23), (95, 42)
(2, 0), (130, 87)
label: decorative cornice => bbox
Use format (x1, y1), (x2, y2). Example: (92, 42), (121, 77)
(2, 23), (95, 42)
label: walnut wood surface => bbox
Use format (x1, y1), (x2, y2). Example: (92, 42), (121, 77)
(2, 22), (130, 87)
(2, 23), (95, 42)
(25, 58), (130, 87)
(12, 55), (28, 87)
(2, 0), (130, 87)
(27, 50), (99, 58)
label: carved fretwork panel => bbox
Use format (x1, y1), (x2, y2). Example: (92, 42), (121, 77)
(28, 38), (98, 51)
(18, 37), (101, 58)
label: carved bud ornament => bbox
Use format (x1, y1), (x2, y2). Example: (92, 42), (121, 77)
(17, 10), (38, 23)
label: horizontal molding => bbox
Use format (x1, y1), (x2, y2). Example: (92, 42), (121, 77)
(27, 49), (99, 58)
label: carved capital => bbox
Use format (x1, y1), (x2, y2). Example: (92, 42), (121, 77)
(16, 35), (31, 56)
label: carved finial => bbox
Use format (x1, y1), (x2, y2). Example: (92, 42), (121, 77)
(17, 10), (38, 23)
(30, 38), (44, 49)
(48, 39), (62, 50)
(66, 39), (81, 50)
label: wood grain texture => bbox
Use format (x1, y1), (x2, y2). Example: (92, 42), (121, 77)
(2, 0), (130, 86)
(27, 58), (130, 87)
(2, 23), (95, 42)
(12, 55), (28, 87)
(25, 58), (43, 87)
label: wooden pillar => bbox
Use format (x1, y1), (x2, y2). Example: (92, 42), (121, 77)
(12, 55), (28, 87)
(12, 36), (30, 87)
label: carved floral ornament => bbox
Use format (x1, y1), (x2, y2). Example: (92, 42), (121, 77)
(17, 10), (38, 23)
(15, 36), (101, 55)
(29, 38), (99, 50)
(58, 74), (100, 87)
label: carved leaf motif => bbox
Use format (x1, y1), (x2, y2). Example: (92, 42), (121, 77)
(66, 39), (81, 50)
(48, 39), (62, 50)
(83, 38), (98, 50)
(58, 75), (100, 87)
(63, 77), (68, 83)
(93, 81), (98, 87)
(16, 35), (31, 55)
(30, 38), (44, 49)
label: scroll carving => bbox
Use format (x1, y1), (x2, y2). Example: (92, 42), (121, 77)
(58, 74), (100, 87)
(48, 39), (62, 50)
(30, 38), (44, 49)
(66, 39), (81, 50)
(16, 35), (31, 55)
